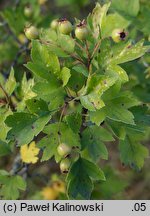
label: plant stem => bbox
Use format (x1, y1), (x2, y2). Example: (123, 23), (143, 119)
(75, 41), (85, 52)
(0, 84), (9, 104)
(80, 107), (88, 134)
(58, 102), (68, 143)
(91, 39), (101, 59)
(85, 40), (91, 71)
(0, 84), (15, 110)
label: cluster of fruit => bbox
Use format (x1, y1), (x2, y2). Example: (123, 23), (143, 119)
(51, 18), (89, 40)
(24, 17), (127, 43)
(23, 3), (128, 43)
(57, 143), (79, 174)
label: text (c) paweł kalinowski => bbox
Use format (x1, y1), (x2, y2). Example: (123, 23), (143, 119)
(20, 202), (103, 212)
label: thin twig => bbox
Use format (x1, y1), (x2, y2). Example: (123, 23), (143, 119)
(91, 39), (101, 59)
(85, 40), (91, 70)
(0, 84), (15, 110)
(57, 102), (68, 144)
(0, 84), (9, 104)
(75, 41), (85, 52)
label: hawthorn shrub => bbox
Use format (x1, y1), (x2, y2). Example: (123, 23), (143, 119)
(0, 0), (150, 200)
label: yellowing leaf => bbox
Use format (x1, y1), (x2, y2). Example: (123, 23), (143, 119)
(20, 141), (40, 164)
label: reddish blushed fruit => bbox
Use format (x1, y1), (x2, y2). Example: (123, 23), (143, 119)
(24, 25), (39, 40)
(60, 158), (71, 173)
(58, 19), (73, 35)
(111, 28), (127, 43)
(57, 143), (72, 157)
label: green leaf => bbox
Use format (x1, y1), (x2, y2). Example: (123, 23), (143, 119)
(101, 12), (130, 38)
(31, 40), (49, 65)
(58, 34), (75, 54)
(0, 170), (9, 177)
(40, 29), (75, 57)
(112, 0), (140, 17)
(25, 62), (51, 80)
(0, 174), (26, 200)
(95, 166), (128, 199)
(31, 40), (60, 74)
(40, 28), (57, 42)
(17, 74), (36, 111)
(109, 40), (150, 65)
(5, 67), (16, 96)
(130, 106), (150, 126)
(106, 105), (135, 125)
(0, 109), (12, 141)
(98, 40), (149, 73)
(81, 126), (114, 161)
(80, 75), (117, 111)
(26, 40), (61, 80)
(5, 112), (51, 146)
(119, 136), (149, 170)
(60, 67), (71, 87)
(91, 2), (110, 38)
(89, 109), (106, 126)
(102, 90), (140, 109)
(67, 158), (105, 199)
(80, 95), (96, 111)
(98, 90), (139, 125)
(41, 122), (80, 162)
(0, 140), (11, 157)
(26, 98), (49, 115)
(1, 7), (25, 35)
(86, 74), (117, 96)
(98, 39), (112, 68)
(37, 135), (57, 161)
(133, 5), (150, 35)
(43, 123), (80, 147)
(64, 112), (82, 134)
(81, 159), (106, 181)
(107, 120), (126, 140)
(33, 79), (65, 110)
(0, 170), (9, 184)
(72, 65), (88, 77)
(107, 65), (129, 83)
(15, 175), (26, 190)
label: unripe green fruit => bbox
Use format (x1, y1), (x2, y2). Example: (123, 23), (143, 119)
(60, 158), (71, 173)
(38, 0), (47, 5)
(50, 19), (59, 30)
(57, 143), (72, 157)
(24, 25), (39, 40)
(18, 33), (28, 44)
(58, 20), (73, 35)
(24, 6), (33, 18)
(112, 28), (127, 43)
(75, 26), (88, 40)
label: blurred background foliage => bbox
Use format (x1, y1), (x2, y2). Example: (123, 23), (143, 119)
(0, 0), (150, 200)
